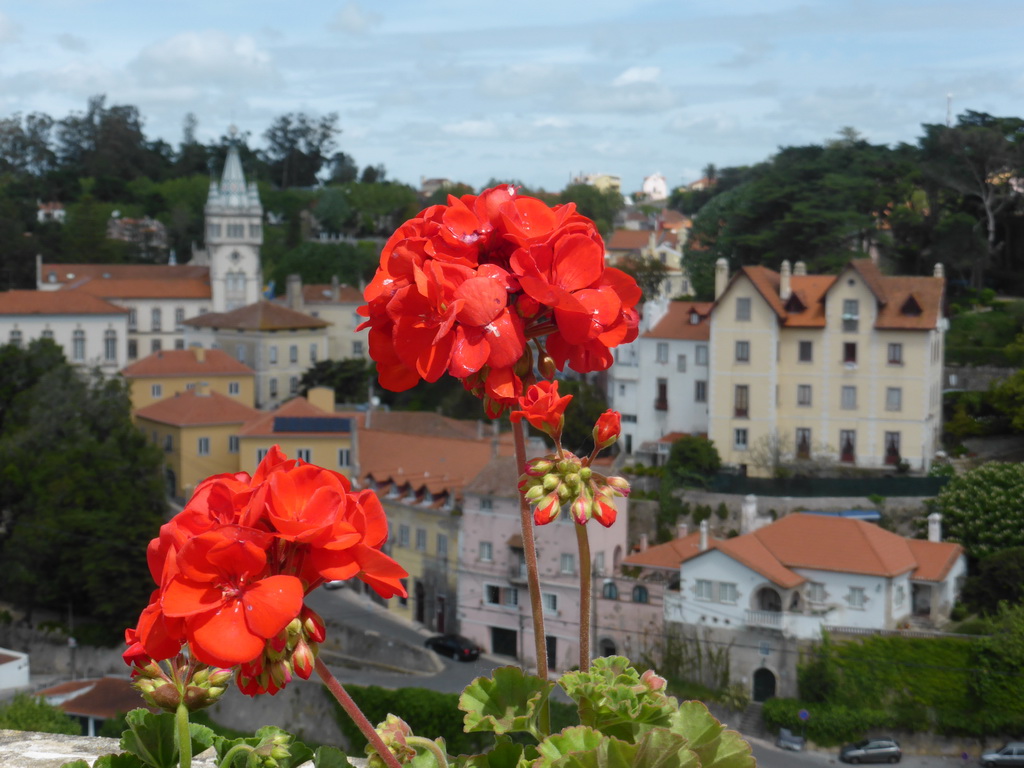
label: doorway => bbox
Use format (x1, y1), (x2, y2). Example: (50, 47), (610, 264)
(753, 668), (776, 702)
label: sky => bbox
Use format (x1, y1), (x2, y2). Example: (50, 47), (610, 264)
(0, 0), (1021, 194)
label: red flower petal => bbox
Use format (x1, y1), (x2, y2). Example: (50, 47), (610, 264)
(241, 575), (304, 639)
(188, 602), (266, 667)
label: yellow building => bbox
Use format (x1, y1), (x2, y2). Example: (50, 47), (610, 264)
(708, 258), (945, 476)
(122, 346), (256, 411)
(135, 386), (261, 499)
(237, 387), (354, 479)
(281, 275), (368, 361)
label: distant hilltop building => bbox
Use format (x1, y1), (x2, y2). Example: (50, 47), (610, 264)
(572, 173), (622, 194)
(36, 201), (65, 224)
(106, 215), (168, 252)
(641, 173), (668, 202)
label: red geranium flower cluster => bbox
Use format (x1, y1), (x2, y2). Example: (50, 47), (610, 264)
(125, 446), (408, 697)
(359, 185), (642, 415)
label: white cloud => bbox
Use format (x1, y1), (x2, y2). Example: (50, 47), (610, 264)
(533, 116), (572, 129)
(0, 12), (19, 44)
(131, 31), (277, 88)
(611, 66), (660, 87)
(329, 2), (382, 35)
(56, 33), (89, 53)
(441, 119), (499, 138)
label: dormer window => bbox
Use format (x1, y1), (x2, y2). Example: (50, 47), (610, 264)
(900, 295), (923, 316)
(689, 311), (700, 325)
(785, 294), (805, 313)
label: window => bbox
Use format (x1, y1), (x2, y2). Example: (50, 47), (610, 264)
(197, 437), (210, 456)
(289, 345), (298, 363)
(798, 340), (813, 362)
(632, 585), (649, 604)
(42, 328), (54, 340)
(655, 378), (668, 411)
(560, 553), (575, 575)
(719, 583), (738, 604)
(840, 429), (856, 463)
(229, 435), (239, 453)
(128, 340), (138, 359)
(310, 343), (318, 364)
(104, 330), (117, 362)
(734, 385), (749, 418)
(847, 586), (865, 609)
(353, 340), (364, 357)
(415, 528), (427, 551)
(249, 223), (261, 239)
(807, 582), (826, 603)
(227, 223), (245, 238)
(174, 339), (185, 350)
(676, 354), (687, 372)
(151, 339), (162, 353)
(797, 384), (812, 406)
(695, 380), (707, 403)
(602, 582), (619, 599)
(164, 435), (173, 453)
(734, 428), (748, 450)
(485, 585), (501, 605)
(72, 330), (85, 361)
(151, 384), (163, 398)
(843, 342), (857, 364)
(151, 308), (162, 332)
(616, 346), (636, 366)
(894, 584), (905, 608)
(338, 448), (351, 467)
(9, 329), (21, 348)
(886, 387), (902, 412)
(235, 344), (246, 364)
(128, 308), (138, 330)
(542, 593), (558, 614)
(269, 378), (278, 398)
(503, 587), (519, 607)
(696, 579), (714, 600)
(479, 541), (493, 562)
(735, 340), (750, 362)
(656, 342), (669, 363)
(290, 376), (299, 395)
(480, 497), (493, 511)
(296, 448), (311, 462)
(437, 534), (448, 558)
(885, 431), (901, 465)
(175, 308), (185, 330)
(888, 343), (903, 365)
(842, 299), (859, 331)
(398, 525), (410, 548)
(696, 345), (708, 366)
(257, 447), (268, 463)
(796, 428), (811, 459)
(208, 223), (221, 239)
(841, 386), (857, 410)
(229, 381), (240, 395)
(269, 346), (278, 364)
(736, 297), (751, 321)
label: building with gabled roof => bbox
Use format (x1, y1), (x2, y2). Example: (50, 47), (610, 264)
(605, 228), (689, 300)
(279, 274), (368, 361)
(183, 301), (330, 409)
(641, 512), (965, 701)
(709, 258), (946, 476)
(37, 677), (152, 737)
(0, 289), (129, 373)
(122, 346), (256, 410)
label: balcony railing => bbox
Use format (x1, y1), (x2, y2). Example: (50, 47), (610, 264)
(745, 609), (782, 628)
(509, 563), (528, 583)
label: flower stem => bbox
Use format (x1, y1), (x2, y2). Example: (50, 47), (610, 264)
(407, 736), (449, 768)
(512, 419), (551, 736)
(217, 744), (252, 768)
(574, 523), (592, 672)
(175, 702), (192, 768)
(315, 657), (404, 768)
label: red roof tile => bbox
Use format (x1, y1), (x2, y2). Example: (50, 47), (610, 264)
(0, 289), (127, 316)
(38, 677), (152, 719)
(73, 277), (211, 300)
(906, 538), (964, 582)
(122, 348), (254, 378)
(184, 301), (329, 331)
(41, 263), (209, 284)
(643, 301), (713, 341)
(606, 229), (655, 251)
(136, 389), (261, 426)
(623, 532), (715, 570)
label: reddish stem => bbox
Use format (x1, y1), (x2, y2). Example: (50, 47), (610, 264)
(512, 421), (549, 680)
(574, 522), (592, 672)
(315, 657), (404, 768)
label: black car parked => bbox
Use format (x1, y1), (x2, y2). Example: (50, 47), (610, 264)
(839, 737), (902, 763)
(424, 634), (481, 661)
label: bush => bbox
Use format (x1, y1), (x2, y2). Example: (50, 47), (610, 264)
(0, 693), (80, 735)
(762, 698), (888, 746)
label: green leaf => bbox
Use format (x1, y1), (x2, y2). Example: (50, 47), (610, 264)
(312, 745), (351, 768)
(119, 709), (180, 768)
(451, 741), (526, 768)
(60, 761), (93, 768)
(668, 702), (754, 768)
(460, 666), (554, 736)
(534, 726), (698, 768)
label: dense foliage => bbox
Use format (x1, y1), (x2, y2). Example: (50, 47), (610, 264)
(0, 693), (81, 735)
(932, 461), (1024, 559)
(0, 340), (167, 644)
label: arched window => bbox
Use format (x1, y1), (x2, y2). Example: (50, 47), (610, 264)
(602, 582), (619, 600)
(632, 585), (649, 604)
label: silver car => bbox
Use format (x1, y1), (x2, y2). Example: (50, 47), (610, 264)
(981, 743), (1024, 767)
(839, 738), (902, 764)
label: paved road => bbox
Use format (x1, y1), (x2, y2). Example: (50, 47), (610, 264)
(749, 739), (978, 767)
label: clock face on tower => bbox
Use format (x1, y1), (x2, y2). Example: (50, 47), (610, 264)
(231, 250), (241, 263)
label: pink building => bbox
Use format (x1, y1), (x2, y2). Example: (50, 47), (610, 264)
(457, 455), (646, 672)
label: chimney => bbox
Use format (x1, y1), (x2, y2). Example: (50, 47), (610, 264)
(780, 260), (792, 301)
(677, 522), (688, 539)
(286, 274), (303, 310)
(307, 386), (335, 413)
(928, 512), (942, 543)
(638, 533), (649, 552)
(714, 258), (729, 300)
(793, 261), (807, 276)
(934, 263), (945, 279)
(699, 520), (709, 551)
(193, 346), (206, 363)
(331, 274), (340, 301)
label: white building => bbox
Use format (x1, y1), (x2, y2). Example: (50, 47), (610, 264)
(641, 173), (668, 201)
(0, 289), (129, 373)
(280, 275), (368, 361)
(607, 298), (712, 460)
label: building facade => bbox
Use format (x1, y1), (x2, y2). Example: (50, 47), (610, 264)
(280, 275), (368, 361)
(121, 346), (256, 411)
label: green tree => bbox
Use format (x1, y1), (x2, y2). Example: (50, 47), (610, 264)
(558, 183), (624, 236)
(424, 182), (475, 207)
(0, 693), (80, 735)
(932, 461), (1024, 559)
(300, 359), (374, 404)
(557, 378), (609, 457)
(262, 112), (341, 189)
(664, 435), (721, 486)
(968, 602), (1024, 718)
(615, 254), (668, 302)
(267, 240), (378, 291)
(961, 547), (1024, 615)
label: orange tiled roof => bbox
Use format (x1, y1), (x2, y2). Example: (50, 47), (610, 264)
(643, 301), (713, 341)
(364, 410), (508, 441)
(73, 277), (211, 300)
(136, 389), (261, 427)
(122, 348), (254, 378)
(302, 284), (364, 304)
(606, 229), (655, 251)
(41, 263), (209, 284)
(184, 301), (329, 331)
(0, 289), (126, 316)
(38, 677), (152, 719)
(239, 396), (349, 437)
(623, 532), (715, 570)
(463, 455), (522, 498)
(906, 538), (965, 582)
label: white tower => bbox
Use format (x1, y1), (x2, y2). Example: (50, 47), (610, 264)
(203, 129), (264, 312)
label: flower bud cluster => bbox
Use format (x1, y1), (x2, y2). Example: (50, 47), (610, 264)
(236, 607), (326, 696)
(131, 658), (233, 713)
(367, 714), (418, 767)
(518, 453), (630, 527)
